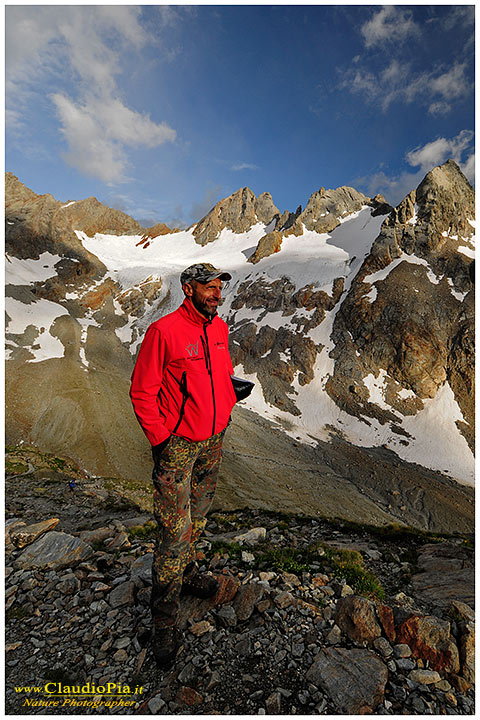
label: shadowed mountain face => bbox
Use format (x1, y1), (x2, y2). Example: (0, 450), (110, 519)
(4, 162), (475, 530)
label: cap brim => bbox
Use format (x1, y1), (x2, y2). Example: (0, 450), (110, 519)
(198, 271), (232, 282)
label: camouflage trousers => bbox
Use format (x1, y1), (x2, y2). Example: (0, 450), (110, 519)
(150, 430), (225, 628)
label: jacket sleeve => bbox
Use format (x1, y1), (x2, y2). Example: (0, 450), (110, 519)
(130, 325), (171, 446)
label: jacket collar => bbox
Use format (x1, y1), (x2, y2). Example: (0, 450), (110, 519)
(179, 297), (216, 326)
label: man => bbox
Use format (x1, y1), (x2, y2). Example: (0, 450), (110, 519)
(130, 263), (237, 667)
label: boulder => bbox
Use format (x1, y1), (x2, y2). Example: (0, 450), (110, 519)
(306, 647), (388, 714)
(233, 582), (264, 622)
(11, 518), (60, 548)
(14, 531), (92, 570)
(450, 600), (475, 622)
(396, 614), (460, 674)
(335, 595), (382, 645)
(233, 527), (267, 546)
(458, 620), (475, 683)
(130, 553), (153, 584)
(376, 603), (396, 643)
(109, 580), (136, 608)
(247, 231), (283, 264)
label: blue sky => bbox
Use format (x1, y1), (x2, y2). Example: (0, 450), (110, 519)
(5, 4), (475, 228)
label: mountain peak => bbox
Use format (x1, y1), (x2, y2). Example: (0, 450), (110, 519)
(193, 187), (280, 246)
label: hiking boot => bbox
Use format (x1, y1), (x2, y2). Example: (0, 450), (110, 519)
(181, 569), (219, 599)
(152, 626), (181, 668)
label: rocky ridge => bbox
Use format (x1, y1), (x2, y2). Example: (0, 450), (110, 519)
(5, 449), (475, 716)
(327, 160), (475, 451)
(192, 183), (392, 255)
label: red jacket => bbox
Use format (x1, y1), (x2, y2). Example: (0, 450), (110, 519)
(130, 298), (236, 445)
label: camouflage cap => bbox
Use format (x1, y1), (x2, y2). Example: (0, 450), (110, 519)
(180, 263), (232, 285)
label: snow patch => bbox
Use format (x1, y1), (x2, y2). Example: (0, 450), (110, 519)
(6, 252), (62, 286)
(407, 204), (418, 225)
(400, 383), (473, 485)
(458, 245), (475, 259)
(363, 252), (441, 286)
(5, 297), (68, 362)
(363, 370), (390, 409)
(447, 278), (468, 302)
(398, 388), (416, 400)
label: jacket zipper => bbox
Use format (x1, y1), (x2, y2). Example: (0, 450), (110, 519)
(202, 321), (216, 436)
(172, 371), (188, 433)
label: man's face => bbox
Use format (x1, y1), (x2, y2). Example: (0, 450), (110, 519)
(184, 278), (222, 318)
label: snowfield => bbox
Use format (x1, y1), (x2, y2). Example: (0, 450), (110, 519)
(4, 205), (475, 485)
(78, 209), (474, 485)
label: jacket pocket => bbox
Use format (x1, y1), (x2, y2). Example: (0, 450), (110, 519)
(172, 371), (188, 433)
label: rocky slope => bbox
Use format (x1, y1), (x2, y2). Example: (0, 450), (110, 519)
(4, 164), (475, 526)
(5, 445), (475, 715)
(327, 160), (475, 452)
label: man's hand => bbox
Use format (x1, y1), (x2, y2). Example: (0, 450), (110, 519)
(152, 436), (171, 464)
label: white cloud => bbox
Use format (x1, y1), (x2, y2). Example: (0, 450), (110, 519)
(6, 6), (176, 183)
(231, 162), (259, 171)
(428, 102), (452, 116)
(52, 93), (176, 183)
(406, 130), (474, 173)
(358, 130), (475, 205)
(430, 63), (469, 101)
(341, 60), (471, 115)
(461, 154), (475, 184)
(361, 6), (419, 48)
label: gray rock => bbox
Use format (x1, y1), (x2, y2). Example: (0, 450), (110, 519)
(409, 669), (441, 684)
(57, 573), (80, 595)
(109, 581), (135, 608)
(234, 527), (267, 546)
(216, 605), (237, 627)
(411, 543), (474, 609)
(77, 527), (113, 544)
(306, 647), (388, 714)
(265, 691), (282, 714)
(130, 553), (153, 584)
(396, 658), (416, 671)
(148, 694), (167, 714)
(122, 515), (153, 529)
(373, 637), (393, 658)
(393, 643), (412, 658)
(233, 583), (264, 622)
(325, 624), (342, 645)
(15, 531), (93, 570)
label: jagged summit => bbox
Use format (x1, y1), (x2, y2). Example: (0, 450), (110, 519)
(192, 182), (395, 251)
(327, 159), (475, 453)
(192, 187), (280, 246)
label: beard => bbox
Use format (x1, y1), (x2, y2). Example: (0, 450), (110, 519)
(191, 294), (217, 319)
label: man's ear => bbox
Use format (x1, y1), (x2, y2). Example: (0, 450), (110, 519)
(183, 282), (193, 298)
